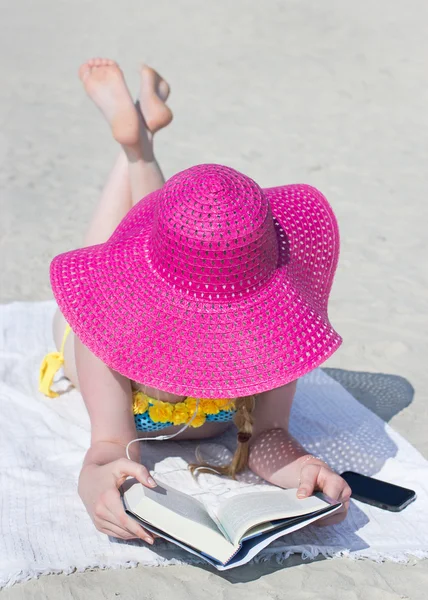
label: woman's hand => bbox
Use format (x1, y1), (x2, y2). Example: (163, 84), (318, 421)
(297, 460), (352, 526)
(78, 458), (157, 543)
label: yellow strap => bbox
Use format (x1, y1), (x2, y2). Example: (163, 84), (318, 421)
(39, 325), (72, 398)
(60, 325), (72, 355)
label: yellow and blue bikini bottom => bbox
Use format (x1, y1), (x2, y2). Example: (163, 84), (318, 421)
(39, 325), (236, 432)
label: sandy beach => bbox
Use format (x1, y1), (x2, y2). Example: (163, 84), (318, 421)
(1, 0), (427, 598)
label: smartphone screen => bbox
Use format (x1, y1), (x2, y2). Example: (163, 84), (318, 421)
(340, 471), (416, 511)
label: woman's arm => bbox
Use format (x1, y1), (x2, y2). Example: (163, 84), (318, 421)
(75, 337), (156, 543)
(249, 380), (311, 488)
(75, 336), (141, 465)
(249, 380), (351, 525)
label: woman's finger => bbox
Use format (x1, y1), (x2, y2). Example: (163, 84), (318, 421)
(98, 520), (138, 540)
(101, 503), (160, 541)
(339, 482), (352, 502)
(99, 510), (155, 544)
(103, 488), (155, 544)
(121, 514), (155, 544)
(315, 500), (350, 527)
(296, 463), (320, 498)
(112, 458), (157, 489)
(321, 471), (352, 502)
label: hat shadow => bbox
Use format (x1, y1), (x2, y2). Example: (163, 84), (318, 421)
(322, 368), (414, 423)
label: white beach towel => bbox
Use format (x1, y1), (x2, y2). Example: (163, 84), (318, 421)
(0, 301), (427, 589)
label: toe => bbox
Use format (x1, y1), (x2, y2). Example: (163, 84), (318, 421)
(78, 63), (91, 80)
(141, 64), (155, 79)
(157, 79), (170, 102)
(140, 65), (157, 93)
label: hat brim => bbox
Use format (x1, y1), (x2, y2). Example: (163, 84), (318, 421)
(50, 184), (341, 397)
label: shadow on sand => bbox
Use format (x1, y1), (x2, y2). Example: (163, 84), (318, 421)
(322, 368), (414, 423)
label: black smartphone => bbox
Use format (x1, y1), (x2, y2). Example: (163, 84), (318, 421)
(340, 471), (416, 512)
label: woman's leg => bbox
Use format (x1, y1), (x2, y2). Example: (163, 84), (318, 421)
(83, 150), (132, 247)
(54, 59), (172, 381)
(83, 61), (172, 245)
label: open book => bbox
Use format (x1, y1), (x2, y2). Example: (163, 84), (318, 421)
(121, 478), (342, 569)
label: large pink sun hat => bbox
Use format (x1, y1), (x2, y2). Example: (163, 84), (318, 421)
(51, 164), (342, 398)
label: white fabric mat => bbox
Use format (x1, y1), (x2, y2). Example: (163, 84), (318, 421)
(1, 301), (427, 589)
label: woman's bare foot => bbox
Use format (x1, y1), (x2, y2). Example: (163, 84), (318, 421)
(79, 58), (140, 148)
(138, 65), (173, 134)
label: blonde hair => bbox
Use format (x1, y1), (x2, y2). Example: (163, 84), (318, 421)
(189, 395), (256, 479)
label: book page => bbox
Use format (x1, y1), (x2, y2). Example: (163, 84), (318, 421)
(122, 479), (237, 564)
(215, 489), (330, 545)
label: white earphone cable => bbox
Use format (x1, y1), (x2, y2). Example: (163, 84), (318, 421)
(125, 397), (201, 460)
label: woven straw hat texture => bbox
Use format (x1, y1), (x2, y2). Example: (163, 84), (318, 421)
(51, 164), (341, 397)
